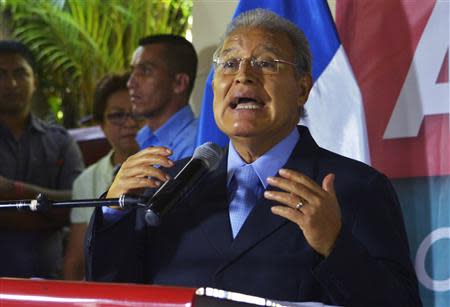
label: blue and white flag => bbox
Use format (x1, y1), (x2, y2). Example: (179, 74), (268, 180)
(196, 0), (370, 164)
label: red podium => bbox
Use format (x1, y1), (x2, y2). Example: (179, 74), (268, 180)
(0, 278), (307, 306)
(0, 278), (196, 306)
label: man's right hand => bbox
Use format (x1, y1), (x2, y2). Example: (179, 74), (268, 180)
(106, 146), (174, 199)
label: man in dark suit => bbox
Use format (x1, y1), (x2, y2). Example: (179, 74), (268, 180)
(86, 9), (422, 306)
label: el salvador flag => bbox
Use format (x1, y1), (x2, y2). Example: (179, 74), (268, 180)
(196, 0), (370, 164)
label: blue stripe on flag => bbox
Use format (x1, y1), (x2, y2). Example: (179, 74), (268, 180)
(196, 0), (341, 146)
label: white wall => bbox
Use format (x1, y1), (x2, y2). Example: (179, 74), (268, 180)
(191, 1), (238, 115)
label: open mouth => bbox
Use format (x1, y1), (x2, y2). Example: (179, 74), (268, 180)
(130, 95), (140, 102)
(230, 97), (264, 110)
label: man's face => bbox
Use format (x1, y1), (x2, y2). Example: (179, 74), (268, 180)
(127, 44), (175, 119)
(0, 53), (36, 115)
(212, 27), (311, 145)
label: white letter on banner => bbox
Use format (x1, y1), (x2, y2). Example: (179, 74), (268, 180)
(415, 227), (450, 291)
(384, 1), (449, 139)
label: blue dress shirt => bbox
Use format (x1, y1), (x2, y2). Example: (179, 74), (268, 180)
(227, 127), (299, 236)
(104, 106), (197, 219)
(136, 105), (198, 160)
(227, 127), (300, 189)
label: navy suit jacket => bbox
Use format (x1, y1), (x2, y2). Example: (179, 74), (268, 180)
(85, 126), (422, 306)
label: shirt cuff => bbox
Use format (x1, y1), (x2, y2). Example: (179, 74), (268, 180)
(102, 206), (129, 224)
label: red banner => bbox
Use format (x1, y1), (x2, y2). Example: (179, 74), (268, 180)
(337, 0), (449, 178)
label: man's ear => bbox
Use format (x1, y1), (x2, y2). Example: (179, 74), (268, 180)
(173, 73), (190, 94)
(297, 73), (313, 108)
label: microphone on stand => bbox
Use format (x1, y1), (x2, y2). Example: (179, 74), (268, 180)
(0, 142), (224, 227)
(0, 193), (148, 212)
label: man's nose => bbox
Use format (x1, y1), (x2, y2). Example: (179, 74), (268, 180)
(234, 59), (257, 84)
(3, 74), (18, 88)
(127, 73), (137, 89)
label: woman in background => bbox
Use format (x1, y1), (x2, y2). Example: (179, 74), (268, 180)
(63, 73), (142, 280)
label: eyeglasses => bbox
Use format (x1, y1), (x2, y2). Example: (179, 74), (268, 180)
(105, 112), (142, 126)
(213, 57), (297, 75)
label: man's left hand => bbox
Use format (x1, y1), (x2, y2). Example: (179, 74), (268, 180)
(265, 169), (341, 257)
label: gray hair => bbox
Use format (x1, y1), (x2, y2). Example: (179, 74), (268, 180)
(213, 8), (312, 76)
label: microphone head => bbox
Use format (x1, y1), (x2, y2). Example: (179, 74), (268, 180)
(192, 142), (224, 171)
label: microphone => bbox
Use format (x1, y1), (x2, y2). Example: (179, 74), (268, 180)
(144, 142), (224, 226)
(0, 142), (224, 226)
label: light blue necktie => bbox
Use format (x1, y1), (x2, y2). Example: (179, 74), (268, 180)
(229, 164), (261, 238)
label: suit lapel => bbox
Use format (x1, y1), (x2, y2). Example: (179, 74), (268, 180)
(190, 156), (233, 255)
(216, 126), (321, 272)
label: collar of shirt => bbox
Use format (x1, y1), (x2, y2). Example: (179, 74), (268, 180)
(29, 114), (46, 133)
(100, 150), (116, 174)
(0, 114), (45, 138)
(227, 127), (300, 189)
(136, 105), (195, 149)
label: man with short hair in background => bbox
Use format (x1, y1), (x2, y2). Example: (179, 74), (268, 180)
(128, 34), (198, 160)
(0, 40), (84, 278)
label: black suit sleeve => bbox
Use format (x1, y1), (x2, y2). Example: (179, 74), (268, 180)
(312, 173), (422, 306)
(84, 163), (188, 283)
(85, 207), (147, 283)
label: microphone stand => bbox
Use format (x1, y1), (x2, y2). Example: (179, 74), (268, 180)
(0, 193), (147, 212)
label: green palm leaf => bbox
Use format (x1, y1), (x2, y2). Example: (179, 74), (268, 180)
(1, 0), (192, 126)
